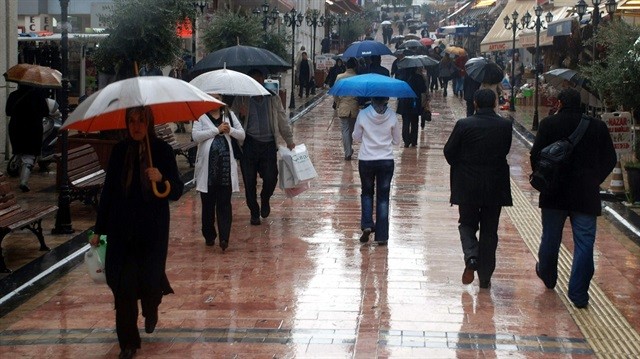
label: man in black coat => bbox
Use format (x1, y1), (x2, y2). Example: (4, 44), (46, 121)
(530, 88), (616, 309)
(368, 55), (390, 76)
(444, 89), (513, 289)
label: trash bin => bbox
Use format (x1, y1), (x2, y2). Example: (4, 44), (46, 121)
(314, 69), (326, 89)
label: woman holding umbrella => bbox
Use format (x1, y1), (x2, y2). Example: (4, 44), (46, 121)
(90, 106), (184, 359)
(192, 94), (245, 250)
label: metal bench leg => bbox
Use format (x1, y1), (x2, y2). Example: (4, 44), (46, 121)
(24, 220), (50, 251)
(0, 229), (12, 273)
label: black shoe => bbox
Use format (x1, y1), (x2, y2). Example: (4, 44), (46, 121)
(574, 302), (589, 309)
(344, 155), (352, 161)
(376, 240), (388, 246)
(261, 201), (271, 218)
(250, 216), (261, 225)
(462, 258), (478, 285)
(220, 240), (228, 251)
(479, 280), (491, 289)
(119, 347), (137, 359)
(360, 228), (372, 243)
(404, 143), (409, 148)
(19, 184), (30, 192)
(205, 238), (214, 246)
(145, 312), (158, 334)
(535, 262), (555, 289)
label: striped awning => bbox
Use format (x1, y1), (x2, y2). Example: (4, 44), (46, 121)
(618, 0), (640, 9)
(473, 0), (497, 8)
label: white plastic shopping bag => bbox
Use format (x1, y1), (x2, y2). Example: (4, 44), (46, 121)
(85, 247), (106, 284)
(279, 144), (317, 184)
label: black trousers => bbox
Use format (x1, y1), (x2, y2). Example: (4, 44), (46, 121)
(114, 255), (162, 350)
(200, 185), (232, 243)
(458, 205), (502, 282)
(298, 76), (311, 97)
(465, 100), (475, 117)
(401, 114), (419, 146)
(240, 137), (278, 217)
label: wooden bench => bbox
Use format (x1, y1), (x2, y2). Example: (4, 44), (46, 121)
(56, 144), (106, 207)
(154, 124), (196, 167)
(0, 174), (58, 273)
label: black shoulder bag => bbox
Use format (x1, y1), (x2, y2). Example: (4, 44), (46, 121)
(529, 115), (591, 194)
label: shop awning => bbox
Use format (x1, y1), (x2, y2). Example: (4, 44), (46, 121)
(464, 5), (495, 19)
(474, 0), (497, 7)
(618, 0), (640, 10)
(326, 0), (362, 14)
(440, 1), (473, 24)
(242, 0), (295, 12)
(437, 24), (477, 35)
(480, 0), (538, 52)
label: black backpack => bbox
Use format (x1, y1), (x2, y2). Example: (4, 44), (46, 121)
(529, 115), (591, 194)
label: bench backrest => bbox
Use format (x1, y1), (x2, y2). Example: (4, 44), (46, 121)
(0, 175), (21, 217)
(155, 124), (180, 148)
(66, 144), (104, 184)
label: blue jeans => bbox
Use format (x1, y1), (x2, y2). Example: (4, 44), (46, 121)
(359, 160), (394, 242)
(454, 76), (464, 94)
(538, 208), (596, 307)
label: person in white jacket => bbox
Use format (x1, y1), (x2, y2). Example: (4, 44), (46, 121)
(192, 95), (245, 251)
(352, 97), (402, 245)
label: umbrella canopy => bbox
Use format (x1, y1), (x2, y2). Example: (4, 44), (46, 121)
(343, 40), (393, 58)
(404, 34), (421, 40)
(542, 68), (602, 107)
(397, 55), (439, 69)
(445, 46), (467, 57)
(63, 76), (224, 132)
(420, 37), (435, 46)
(328, 73), (417, 98)
(3, 63), (62, 89)
(542, 68), (583, 88)
(191, 45), (291, 77)
(398, 40), (425, 49)
(465, 57), (504, 84)
(381, 20), (392, 25)
(391, 35), (405, 43)
(189, 68), (269, 96)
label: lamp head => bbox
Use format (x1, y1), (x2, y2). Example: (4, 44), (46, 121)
(262, 1), (269, 13)
(503, 15), (510, 27)
(593, 0), (601, 7)
(545, 11), (554, 24)
(576, 0), (588, 17)
(535, 5), (543, 17)
(522, 11), (532, 26)
(605, 0), (617, 15)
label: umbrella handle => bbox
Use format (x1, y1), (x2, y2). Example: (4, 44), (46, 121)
(152, 180), (171, 199)
(145, 134), (171, 198)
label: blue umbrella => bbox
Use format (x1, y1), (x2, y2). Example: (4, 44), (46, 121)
(343, 40), (393, 58)
(328, 74), (417, 98)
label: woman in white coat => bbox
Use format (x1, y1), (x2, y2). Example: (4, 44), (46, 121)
(192, 95), (245, 251)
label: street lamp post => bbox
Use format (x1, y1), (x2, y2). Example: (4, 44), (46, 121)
(575, 0), (617, 114)
(253, 1), (280, 33)
(284, 8), (304, 109)
(524, 6), (553, 130)
(503, 11), (527, 112)
(575, 0), (618, 60)
(306, 9), (324, 95)
(464, 17), (493, 56)
(191, 1), (209, 68)
(53, 0), (74, 234)
(323, 14), (338, 52)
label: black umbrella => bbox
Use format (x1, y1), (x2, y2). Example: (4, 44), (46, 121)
(191, 45), (291, 77)
(465, 57), (504, 84)
(398, 40), (425, 49)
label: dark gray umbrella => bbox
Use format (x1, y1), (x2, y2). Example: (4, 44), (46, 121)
(465, 57), (504, 84)
(398, 40), (425, 49)
(397, 55), (439, 69)
(190, 45), (291, 77)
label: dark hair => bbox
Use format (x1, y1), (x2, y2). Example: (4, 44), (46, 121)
(247, 68), (264, 78)
(346, 57), (358, 69)
(125, 106), (157, 139)
(473, 89), (497, 109)
(370, 55), (381, 64)
(557, 88), (581, 109)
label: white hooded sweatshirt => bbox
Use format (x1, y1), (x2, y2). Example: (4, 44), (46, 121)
(352, 103), (401, 161)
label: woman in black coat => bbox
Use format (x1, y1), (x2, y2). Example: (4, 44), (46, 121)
(396, 67), (427, 147)
(5, 84), (48, 192)
(90, 106), (184, 359)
